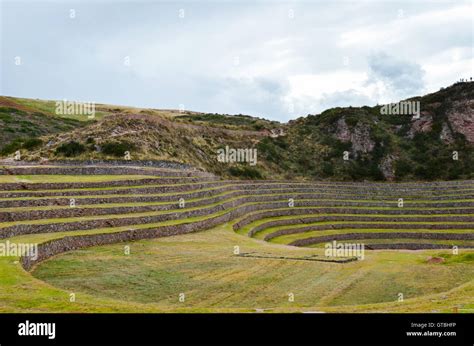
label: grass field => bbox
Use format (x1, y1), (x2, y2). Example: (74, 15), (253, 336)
(0, 167), (473, 313)
(0, 175), (158, 184)
(0, 225), (471, 313)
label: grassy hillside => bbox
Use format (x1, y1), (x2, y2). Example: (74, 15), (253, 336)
(257, 82), (474, 181)
(1, 81), (473, 181)
(0, 105), (85, 156)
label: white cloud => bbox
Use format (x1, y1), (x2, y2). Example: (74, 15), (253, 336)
(1, 1), (472, 120)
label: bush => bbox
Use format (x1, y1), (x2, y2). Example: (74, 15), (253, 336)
(394, 159), (412, 179)
(101, 141), (136, 157)
(228, 166), (263, 179)
(0, 107), (27, 115)
(22, 138), (43, 150)
(257, 138), (281, 163)
(0, 137), (43, 155)
(55, 141), (86, 157)
(0, 139), (24, 155)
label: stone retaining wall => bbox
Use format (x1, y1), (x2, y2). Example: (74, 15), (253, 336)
(4, 192), (473, 222)
(363, 243), (474, 250)
(1, 159), (196, 169)
(2, 180), (473, 199)
(19, 207), (474, 271)
(0, 181), (229, 198)
(236, 210), (474, 233)
(0, 177), (218, 191)
(3, 200), (474, 238)
(2, 198), (281, 238)
(19, 202), (260, 270)
(0, 166), (216, 177)
(289, 232), (474, 247)
(264, 223), (474, 241)
(2, 188), (473, 209)
(0, 187), (224, 208)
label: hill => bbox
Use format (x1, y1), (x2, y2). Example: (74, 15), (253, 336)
(1, 81), (473, 181)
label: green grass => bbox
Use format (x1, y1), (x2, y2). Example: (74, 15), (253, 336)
(0, 175), (158, 184)
(12, 97), (108, 121)
(438, 253), (474, 264)
(25, 225), (474, 312)
(0, 173), (473, 313)
(0, 179), (219, 194)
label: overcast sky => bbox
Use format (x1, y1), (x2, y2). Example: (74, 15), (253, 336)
(1, 0), (473, 121)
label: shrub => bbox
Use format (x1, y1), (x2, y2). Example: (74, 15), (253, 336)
(228, 166), (263, 179)
(0, 137), (43, 155)
(394, 159), (412, 179)
(257, 138), (281, 163)
(0, 113), (13, 122)
(101, 141), (136, 157)
(0, 107), (27, 115)
(0, 139), (24, 155)
(55, 141), (86, 157)
(22, 138), (43, 150)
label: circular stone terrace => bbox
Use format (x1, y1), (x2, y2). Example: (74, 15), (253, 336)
(0, 161), (473, 312)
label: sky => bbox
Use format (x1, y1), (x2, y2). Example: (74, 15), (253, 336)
(1, 0), (473, 122)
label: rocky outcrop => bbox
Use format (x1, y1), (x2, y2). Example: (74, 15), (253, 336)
(407, 114), (433, 139)
(335, 118), (375, 155)
(448, 99), (474, 143)
(440, 122), (454, 144)
(379, 155), (397, 181)
(351, 124), (375, 154)
(335, 118), (351, 142)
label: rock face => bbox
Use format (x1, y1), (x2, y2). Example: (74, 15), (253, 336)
(351, 124), (375, 154)
(407, 114), (433, 139)
(335, 117), (351, 142)
(379, 155), (397, 181)
(335, 117), (375, 155)
(440, 122), (454, 144)
(448, 99), (474, 143)
(269, 128), (286, 138)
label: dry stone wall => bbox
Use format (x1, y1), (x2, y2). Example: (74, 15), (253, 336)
(289, 232), (474, 247)
(0, 162), (469, 271)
